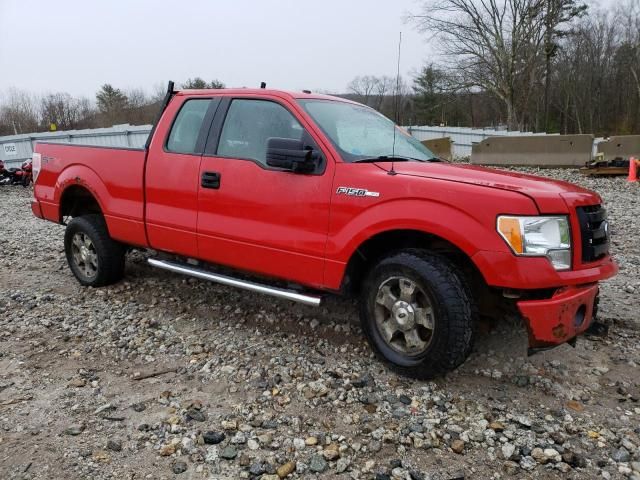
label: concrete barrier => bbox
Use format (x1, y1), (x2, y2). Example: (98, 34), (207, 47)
(596, 135), (640, 161)
(421, 137), (452, 161)
(407, 125), (552, 158)
(471, 134), (593, 167)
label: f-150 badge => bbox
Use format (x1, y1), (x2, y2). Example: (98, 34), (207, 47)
(336, 187), (380, 197)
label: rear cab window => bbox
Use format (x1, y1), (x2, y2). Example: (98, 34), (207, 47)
(166, 99), (213, 154)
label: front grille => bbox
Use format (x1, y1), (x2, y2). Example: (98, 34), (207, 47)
(576, 205), (609, 262)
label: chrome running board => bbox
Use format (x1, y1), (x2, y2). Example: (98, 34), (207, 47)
(147, 258), (322, 307)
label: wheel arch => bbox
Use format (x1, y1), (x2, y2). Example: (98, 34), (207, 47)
(59, 184), (103, 222)
(55, 164), (109, 223)
(340, 228), (488, 298)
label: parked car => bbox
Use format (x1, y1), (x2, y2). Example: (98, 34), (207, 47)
(30, 83), (617, 378)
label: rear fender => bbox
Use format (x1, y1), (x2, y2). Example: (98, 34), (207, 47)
(55, 165), (109, 221)
(49, 164), (147, 247)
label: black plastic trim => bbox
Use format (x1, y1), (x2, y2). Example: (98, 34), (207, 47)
(203, 97), (231, 155)
(195, 99), (221, 153)
(576, 205), (609, 263)
(145, 81), (175, 151)
(208, 152), (326, 175)
(201, 171), (221, 189)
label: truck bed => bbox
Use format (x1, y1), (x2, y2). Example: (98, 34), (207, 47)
(33, 142), (148, 247)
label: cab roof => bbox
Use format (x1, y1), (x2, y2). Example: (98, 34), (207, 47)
(176, 88), (356, 103)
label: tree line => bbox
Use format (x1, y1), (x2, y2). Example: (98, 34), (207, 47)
(0, 78), (224, 136)
(406, 0), (640, 134)
(346, 0), (640, 135)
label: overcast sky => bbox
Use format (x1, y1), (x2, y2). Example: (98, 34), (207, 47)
(0, 0), (430, 98)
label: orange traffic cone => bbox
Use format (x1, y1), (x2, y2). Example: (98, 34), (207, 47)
(629, 157), (639, 183)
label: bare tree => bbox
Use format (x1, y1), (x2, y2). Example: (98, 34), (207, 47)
(124, 88), (156, 125)
(347, 75), (380, 106)
(0, 89), (40, 134)
(620, 0), (640, 129)
(409, 0), (548, 130)
(125, 88), (148, 109)
(343, 75), (413, 122)
(548, 1), (640, 135)
(150, 82), (169, 103)
(374, 76), (396, 110)
(392, 77), (414, 124)
(40, 93), (89, 130)
(541, 0), (587, 131)
(75, 97), (97, 129)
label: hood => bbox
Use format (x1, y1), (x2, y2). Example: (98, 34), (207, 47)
(381, 162), (601, 213)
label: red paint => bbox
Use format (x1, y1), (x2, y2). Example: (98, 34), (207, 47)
(196, 93), (335, 287)
(471, 251), (617, 290)
(518, 284), (600, 347)
(32, 89), (618, 348)
(145, 95), (201, 257)
(30, 199), (43, 218)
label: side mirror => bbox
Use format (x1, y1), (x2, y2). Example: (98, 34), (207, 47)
(266, 137), (319, 174)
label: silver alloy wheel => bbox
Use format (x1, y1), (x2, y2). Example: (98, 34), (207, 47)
(374, 276), (435, 355)
(70, 232), (98, 280)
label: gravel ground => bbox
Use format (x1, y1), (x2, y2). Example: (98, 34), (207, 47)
(0, 168), (638, 480)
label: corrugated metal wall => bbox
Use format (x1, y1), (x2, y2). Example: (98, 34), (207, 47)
(0, 124), (151, 168)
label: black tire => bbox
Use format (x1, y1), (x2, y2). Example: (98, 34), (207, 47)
(359, 250), (474, 379)
(64, 214), (125, 287)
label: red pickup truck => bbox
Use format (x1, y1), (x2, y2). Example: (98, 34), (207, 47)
(31, 83), (617, 378)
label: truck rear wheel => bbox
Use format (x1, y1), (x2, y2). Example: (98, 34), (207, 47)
(360, 250), (474, 379)
(64, 214), (125, 287)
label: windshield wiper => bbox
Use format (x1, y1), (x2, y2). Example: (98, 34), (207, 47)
(352, 155), (413, 163)
(352, 155), (436, 163)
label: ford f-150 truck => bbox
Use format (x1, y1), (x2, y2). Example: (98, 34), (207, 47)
(31, 83), (618, 378)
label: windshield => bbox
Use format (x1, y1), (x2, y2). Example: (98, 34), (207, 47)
(298, 99), (436, 162)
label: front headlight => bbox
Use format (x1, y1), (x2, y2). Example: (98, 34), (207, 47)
(497, 216), (571, 270)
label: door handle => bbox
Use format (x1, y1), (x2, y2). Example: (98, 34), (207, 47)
(201, 171), (221, 189)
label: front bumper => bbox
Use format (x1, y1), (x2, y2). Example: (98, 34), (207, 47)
(518, 283), (599, 349)
(472, 250), (618, 290)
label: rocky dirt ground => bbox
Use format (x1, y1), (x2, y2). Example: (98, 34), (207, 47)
(0, 168), (638, 480)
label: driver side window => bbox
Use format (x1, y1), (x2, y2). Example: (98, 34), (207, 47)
(217, 99), (306, 165)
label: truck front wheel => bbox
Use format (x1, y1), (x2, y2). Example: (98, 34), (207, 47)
(64, 214), (125, 287)
(360, 250), (474, 379)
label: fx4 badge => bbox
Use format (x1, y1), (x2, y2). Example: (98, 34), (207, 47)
(336, 186), (380, 197)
